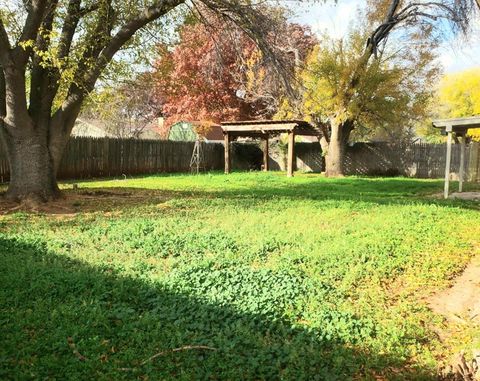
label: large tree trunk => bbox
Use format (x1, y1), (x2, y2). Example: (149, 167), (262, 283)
(324, 120), (353, 177)
(1, 125), (61, 202)
(0, 59), (80, 203)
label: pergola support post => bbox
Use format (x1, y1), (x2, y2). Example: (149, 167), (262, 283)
(262, 135), (269, 172)
(287, 131), (295, 177)
(444, 126), (453, 199)
(469, 141), (480, 182)
(224, 132), (231, 174)
(459, 133), (466, 193)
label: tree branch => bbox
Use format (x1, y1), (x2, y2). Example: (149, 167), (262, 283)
(0, 66), (6, 118)
(99, 0), (183, 67)
(0, 19), (11, 64)
(53, 0), (184, 137)
(40, 0), (97, 120)
(29, 0), (59, 123)
(0, 18), (10, 49)
(57, 0), (82, 61)
(198, 0), (296, 100)
(12, 0), (49, 66)
(368, 0), (479, 57)
(63, 0), (115, 104)
(78, 0), (183, 97)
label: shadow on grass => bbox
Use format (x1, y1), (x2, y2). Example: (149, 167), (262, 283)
(0, 235), (436, 380)
(75, 175), (479, 211)
(0, 173), (478, 215)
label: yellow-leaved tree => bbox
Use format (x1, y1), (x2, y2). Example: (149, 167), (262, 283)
(276, 27), (439, 176)
(437, 68), (480, 140)
(276, 0), (478, 176)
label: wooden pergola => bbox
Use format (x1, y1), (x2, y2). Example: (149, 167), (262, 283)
(221, 120), (320, 177)
(433, 116), (480, 199)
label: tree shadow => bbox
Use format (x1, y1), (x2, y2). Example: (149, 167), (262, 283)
(0, 173), (478, 215)
(0, 235), (436, 380)
(75, 174), (479, 211)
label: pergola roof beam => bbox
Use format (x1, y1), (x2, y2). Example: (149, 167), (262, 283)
(221, 120), (321, 137)
(433, 116), (480, 133)
(222, 123), (298, 132)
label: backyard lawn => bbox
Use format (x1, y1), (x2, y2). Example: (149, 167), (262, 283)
(1, 172), (479, 380)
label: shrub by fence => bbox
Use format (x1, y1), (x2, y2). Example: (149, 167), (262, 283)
(0, 137), (478, 182)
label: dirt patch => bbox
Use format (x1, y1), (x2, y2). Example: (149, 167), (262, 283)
(449, 192), (480, 201)
(431, 192), (480, 201)
(429, 259), (480, 323)
(0, 188), (177, 215)
(429, 259), (480, 380)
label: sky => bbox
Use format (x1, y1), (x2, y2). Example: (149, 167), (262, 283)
(289, 0), (480, 74)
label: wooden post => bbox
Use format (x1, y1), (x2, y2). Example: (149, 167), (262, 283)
(468, 141), (480, 182)
(459, 133), (466, 193)
(224, 132), (231, 174)
(263, 135), (269, 172)
(444, 127), (453, 199)
(287, 131), (295, 177)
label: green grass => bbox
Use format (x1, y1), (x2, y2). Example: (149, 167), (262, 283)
(1, 172), (479, 380)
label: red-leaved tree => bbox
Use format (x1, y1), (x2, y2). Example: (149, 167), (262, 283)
(153, 14), (316, 132)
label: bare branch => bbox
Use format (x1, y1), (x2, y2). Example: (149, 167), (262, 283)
(342, 0), (461, 114)
(366, 0), (479, 58)
(198, 0), (297, 100)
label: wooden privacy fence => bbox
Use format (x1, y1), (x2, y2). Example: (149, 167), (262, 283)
(0, 137), (224, 182)
(0, 137), (479, 182)
(343, 142), (480, 180)
(254, 141), (480, 181)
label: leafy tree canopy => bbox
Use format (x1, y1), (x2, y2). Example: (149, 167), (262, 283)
(437, 68), (480, 118)
(419, 67), (480, 141)
(151, 9), (316, 130)
(276, 26), (440, 142)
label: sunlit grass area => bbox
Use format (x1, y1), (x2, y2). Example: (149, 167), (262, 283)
(1, 172), (479, 379)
